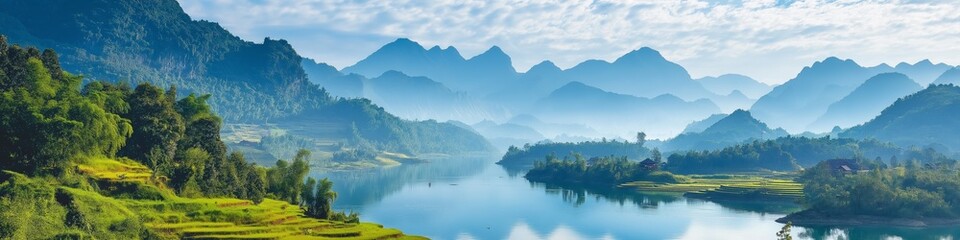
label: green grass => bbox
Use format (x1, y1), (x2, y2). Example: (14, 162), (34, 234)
(621, 175), (804, 202)
(1, 157), (425, 240)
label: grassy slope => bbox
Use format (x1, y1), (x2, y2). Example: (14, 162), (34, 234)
(621, 175), (803, 202)
(0, 157), (425, 240)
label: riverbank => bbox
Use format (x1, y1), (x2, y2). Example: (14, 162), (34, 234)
(778, 210), (960, 228)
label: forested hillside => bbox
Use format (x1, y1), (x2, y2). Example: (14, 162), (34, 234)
(666, 136), (951, 174)
(842, 84), (960, 152)
(0, 39), (419, 239)
(0, 0), (325, 122)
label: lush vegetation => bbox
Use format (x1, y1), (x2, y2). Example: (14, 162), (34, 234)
(0, 40), (418, 239)
(525, 154), (687, 185)
(665, 136), (952, 174)
(499, 135), (651, 166)
(794, 159), (960, 219)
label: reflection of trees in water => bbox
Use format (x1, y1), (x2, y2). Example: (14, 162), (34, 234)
(499, 164), (530, 178)
(528, 180), (682, 209)
(797, 226), (960, 240)
(311, 156), (491, 211)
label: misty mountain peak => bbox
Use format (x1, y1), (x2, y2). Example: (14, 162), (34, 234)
(381, 38), (426, 53)
(614, 47), (666, 64)
(466, 45), (516, 72)
(472, 46), (510, 61)
(378, 70), (410, 79)
(816, 56), (858, 67)
(934, 67), (960, 85)
(527, 60), (562, 74)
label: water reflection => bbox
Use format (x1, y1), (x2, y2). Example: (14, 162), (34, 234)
(312, 155), (491, 211)
(309, 157), (958, 240)
(529, 180), (682, 209)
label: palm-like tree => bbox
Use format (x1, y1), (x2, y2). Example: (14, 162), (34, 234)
(312, 178), (338, 219)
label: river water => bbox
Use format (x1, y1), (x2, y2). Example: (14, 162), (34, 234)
(311, 156), (960, 240)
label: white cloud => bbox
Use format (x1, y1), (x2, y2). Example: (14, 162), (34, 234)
(177, 0), (960, 84)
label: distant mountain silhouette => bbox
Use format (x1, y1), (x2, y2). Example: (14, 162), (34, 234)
(361, 71), (508, 122)
(664, 109), (788, 151)
(506, 114), (600, 139)
(563, 48), (717, 101)
(342, 38), (518, 95)
(709, 90), (755, 112)
(842, 85), (960, 151)
(681, 114), (729, 134)
(751, 57), (888, 133)
(697, 74), (773, 99)
(934, 67), (960, 85)
(751, 57), (952, 133)
(484, 60), (568, 112)
(471, 120), (546, 151)
(302, 58), (365, 98)
(808, 73), (922, 132)
(881, 60), (954, 85)
(529, 82), (721, 138)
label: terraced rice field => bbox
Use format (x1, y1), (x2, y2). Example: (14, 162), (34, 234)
(621, 176), (804, 202)
(79, 157), (425, 240)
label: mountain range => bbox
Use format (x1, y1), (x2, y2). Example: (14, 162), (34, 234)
(750, 57), (953, 133)
(529, 81), (720, 138)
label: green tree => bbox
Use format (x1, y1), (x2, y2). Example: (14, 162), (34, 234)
(310, 178), (338, 219)
(121, 83), (184, 173)
(0, 46), (130, 175)
(301, 177), (317, 209)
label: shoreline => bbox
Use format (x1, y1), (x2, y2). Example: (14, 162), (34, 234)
(777, 210), (960, 228)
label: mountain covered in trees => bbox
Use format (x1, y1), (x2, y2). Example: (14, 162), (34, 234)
(841, 84), (960, 152)
(808, 73), (922, 131)
(0, 0), (324, 122)
(0, 0), (494, 158)
(662, 110), (789, 151)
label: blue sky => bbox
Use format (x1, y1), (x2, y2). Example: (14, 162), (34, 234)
(178, 0), (960, 84)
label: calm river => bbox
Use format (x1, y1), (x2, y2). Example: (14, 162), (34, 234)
(312, 156), (960, 240)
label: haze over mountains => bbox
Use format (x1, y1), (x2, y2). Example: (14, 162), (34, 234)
(5, 0), (958, 157)
(750, 57), (954, 133)
(311, 37), (956, 145)
(325, 38), (771, 139)
(663, 110), (789, 152)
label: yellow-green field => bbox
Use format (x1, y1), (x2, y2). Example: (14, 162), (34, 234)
(621, 175), (804, 202)
(76, 157), (426, 240)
